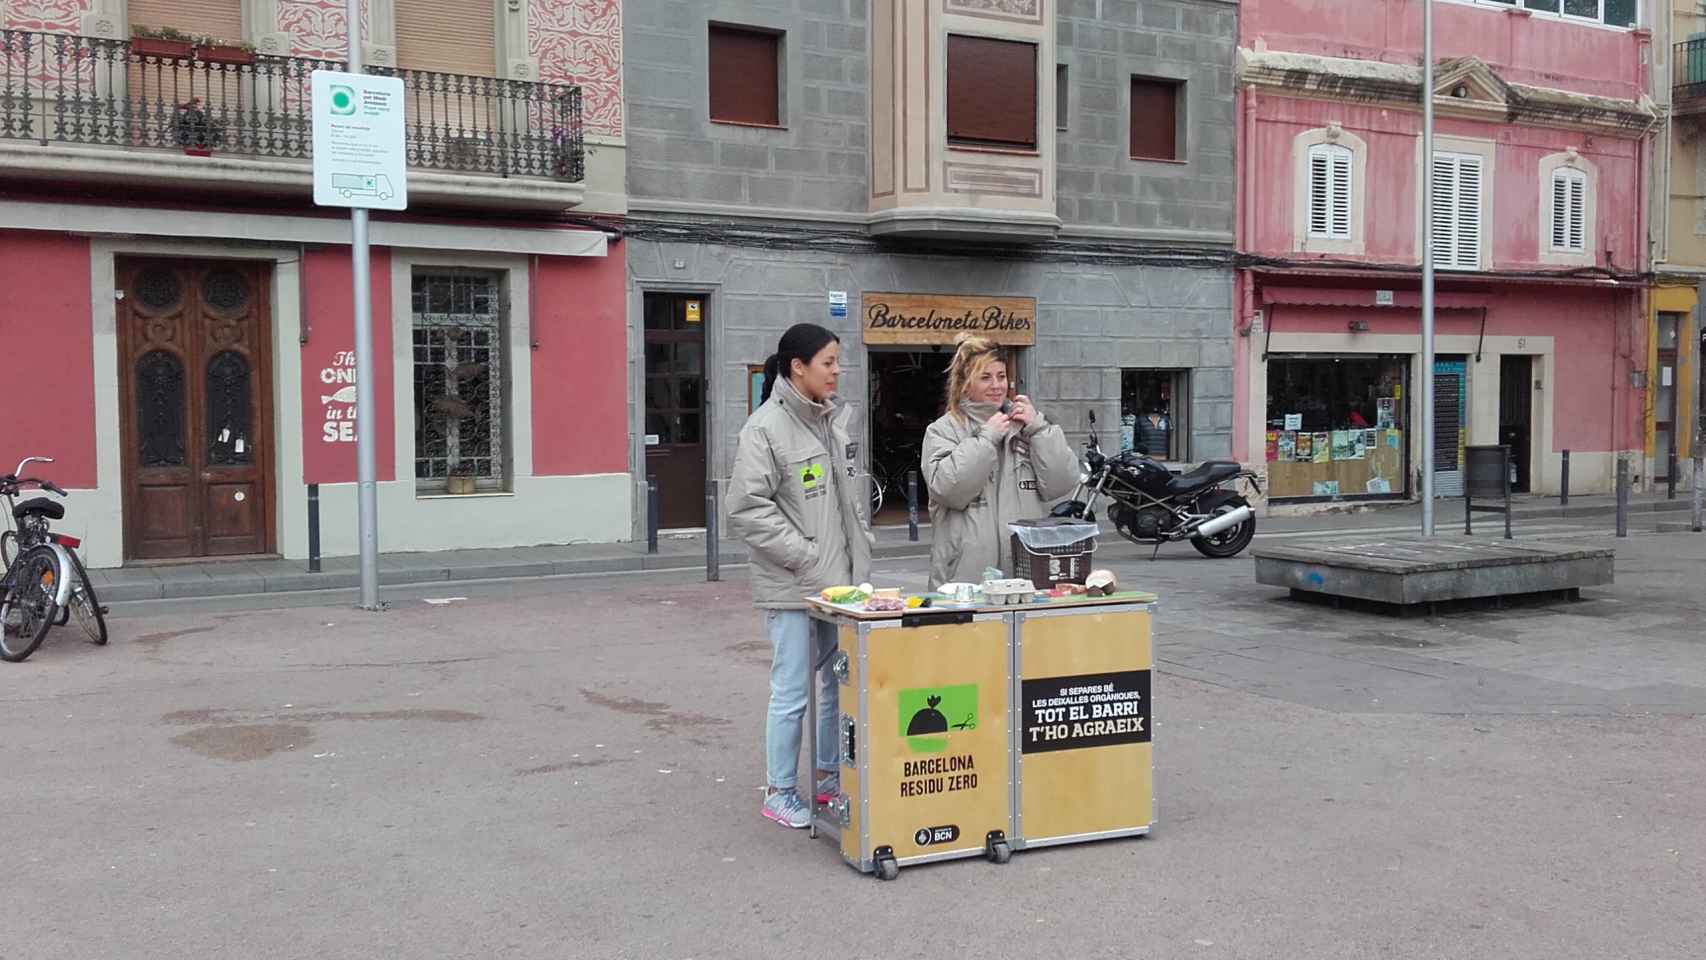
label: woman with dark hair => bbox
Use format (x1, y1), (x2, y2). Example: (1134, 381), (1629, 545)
(729, 323), (872, 829)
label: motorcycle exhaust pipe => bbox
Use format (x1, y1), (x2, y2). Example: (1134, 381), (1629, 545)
(1190, 505), (1253, 539)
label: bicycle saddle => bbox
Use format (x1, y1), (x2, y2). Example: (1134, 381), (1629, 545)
(13, 497), (63, 521)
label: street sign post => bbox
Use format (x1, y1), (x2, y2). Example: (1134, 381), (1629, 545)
(310, 1), (405, 610)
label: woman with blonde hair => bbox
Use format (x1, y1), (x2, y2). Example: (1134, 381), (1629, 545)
(921, 334), (1080, 590)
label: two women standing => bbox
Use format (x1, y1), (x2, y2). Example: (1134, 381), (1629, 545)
(730, 325), (1075, 829)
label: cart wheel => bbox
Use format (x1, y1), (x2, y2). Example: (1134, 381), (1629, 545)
(875, 857), (899, 882)
(988, 841), (1012, 864)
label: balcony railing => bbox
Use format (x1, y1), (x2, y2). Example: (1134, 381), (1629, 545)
(0, 28), (583, 182)
(1675, 38), (1706, 112)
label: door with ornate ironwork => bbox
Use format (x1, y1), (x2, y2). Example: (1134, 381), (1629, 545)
(117, 259), (274, 560)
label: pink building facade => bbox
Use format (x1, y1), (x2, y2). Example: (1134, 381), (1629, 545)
(1236, 0), (1659, 503)
(0, 3), (630, 568)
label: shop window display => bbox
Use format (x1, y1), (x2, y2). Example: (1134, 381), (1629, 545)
(1121, 370), (1187, 461)
(1266, 355), (1408, 500)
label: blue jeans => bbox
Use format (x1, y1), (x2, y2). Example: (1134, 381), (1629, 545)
(765, 610), (839, 791)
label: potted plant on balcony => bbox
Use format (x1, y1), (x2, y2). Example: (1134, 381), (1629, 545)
(130, 25), (195, 62)
(174, 97), (225, 156)
(194, 35), (256, 66)
(446, 462), (479, 496)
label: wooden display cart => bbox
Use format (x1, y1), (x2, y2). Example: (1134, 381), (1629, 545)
(1012, 596), (1155, 849)
(806, 590), (1157, 879)
(806, 602), (1013, 881)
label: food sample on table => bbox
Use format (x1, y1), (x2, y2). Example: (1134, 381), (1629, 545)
(863, 596), (907, 612)
(873, 587), (902, 601)
(904, 596), (928, 609)
(1047, 583), (1090, 599)
(820, 585), (869, 605)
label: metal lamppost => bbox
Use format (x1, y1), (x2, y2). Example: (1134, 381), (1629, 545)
(1421, 0), (1438, 536)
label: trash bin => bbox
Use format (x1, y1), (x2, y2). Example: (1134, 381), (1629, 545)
(1010, 518), (1099, 589)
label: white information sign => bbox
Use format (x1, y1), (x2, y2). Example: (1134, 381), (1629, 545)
(311, 70), (408, 210)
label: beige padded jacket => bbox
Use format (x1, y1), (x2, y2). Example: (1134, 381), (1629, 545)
(921, 403), (1080, 590)
(728, 377), (873, 609)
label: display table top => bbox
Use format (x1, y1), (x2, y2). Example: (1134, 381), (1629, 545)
(805, 590), (1158, 621)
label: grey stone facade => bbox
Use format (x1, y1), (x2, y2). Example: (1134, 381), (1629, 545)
(626, 241), (1235, 485)
(625, 0), (872, 216)
(622, 0), (1240, 530)
(1057, 0), (1238, 238)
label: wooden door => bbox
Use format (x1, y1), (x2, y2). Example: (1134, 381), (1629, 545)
(642, 293), (707, 529)
(118, 259), (274, 560)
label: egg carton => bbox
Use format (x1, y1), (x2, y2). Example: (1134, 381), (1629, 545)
(981, 578), (1039, 605)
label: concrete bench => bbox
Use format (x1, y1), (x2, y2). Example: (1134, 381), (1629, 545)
(1253, 538), (1614, 612)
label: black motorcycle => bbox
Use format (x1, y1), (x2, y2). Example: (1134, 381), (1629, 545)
(1050, 411), (1261, 559)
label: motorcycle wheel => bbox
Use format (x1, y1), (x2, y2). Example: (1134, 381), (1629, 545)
(1191, 498), (1255, 559)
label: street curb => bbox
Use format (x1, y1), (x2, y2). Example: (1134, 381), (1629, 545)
(101, 543), (941, 604)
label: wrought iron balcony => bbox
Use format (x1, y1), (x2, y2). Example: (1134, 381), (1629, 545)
(1675, 38), (1706, 118)
(0, 28), (583, 185)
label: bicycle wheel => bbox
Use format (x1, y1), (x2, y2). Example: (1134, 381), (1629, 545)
(65, 550), (107, 645)
(0, 546), (61, 662)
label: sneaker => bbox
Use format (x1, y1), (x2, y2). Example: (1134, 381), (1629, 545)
(762, 789), (811, 829)
(814, 772), (840, 806)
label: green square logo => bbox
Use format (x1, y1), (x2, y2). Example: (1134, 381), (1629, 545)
(800, 462), (825, 489)
(330, 85), (356, 115)
(899, 684), (977, 754)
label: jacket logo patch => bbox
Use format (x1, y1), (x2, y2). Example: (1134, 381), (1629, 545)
(1019, 479), (1039, 491)
(845, 442), (859, 461)
(801, 462), (827, 500)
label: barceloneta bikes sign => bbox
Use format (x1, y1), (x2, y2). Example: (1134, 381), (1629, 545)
(862, 293), (1038, 347)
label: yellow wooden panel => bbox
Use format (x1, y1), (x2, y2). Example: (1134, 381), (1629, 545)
(837, 623), (862, 865)
(864, 618), (1009, 861)
(1018, 609), (1153, 842)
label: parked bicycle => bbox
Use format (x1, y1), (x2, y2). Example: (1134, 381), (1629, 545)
(1, 457), (106, 662)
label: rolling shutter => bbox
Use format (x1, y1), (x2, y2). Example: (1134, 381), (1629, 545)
(395, 0), (497, 78)
(128, 0), (244, 45)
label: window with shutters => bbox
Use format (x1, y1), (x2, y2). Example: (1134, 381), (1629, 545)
(1307, 143), (1353, 241)
(709, 24), (783, 127)
(947, 35), (1038, 149)
(1550, 169), (1586, 252)
(1538, 151), (1595, 265)
(1292, 127), (1366, 255)
(1431, 151), (1486, 271)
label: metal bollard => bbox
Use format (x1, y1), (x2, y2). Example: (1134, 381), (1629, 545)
(906, 470), (920, 543)
(647, 477), (659, 554)
(705, 479), (721, 582)
(1693, 455), (1703, 533)
(1560, 449), (1570, 507)
(307, 483), (322, 574)
(1668, 447), (1678, 501)
(1615, 458), (1629, 538)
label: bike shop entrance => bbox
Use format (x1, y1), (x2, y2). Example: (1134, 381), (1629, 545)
(860, 292), (1039, 526)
